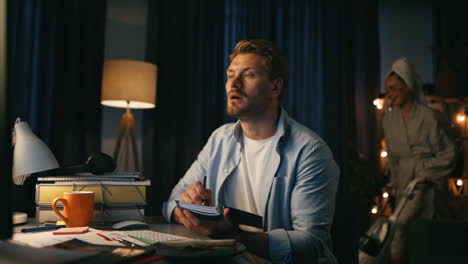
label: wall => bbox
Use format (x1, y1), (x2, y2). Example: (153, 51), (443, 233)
(102, 0), (148, 171)
(379, 0), (433, 91)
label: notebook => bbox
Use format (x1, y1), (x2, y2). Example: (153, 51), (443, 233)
(36, 182), (148, 205)
(123, 230), (186, 245)
(175, 200), (263, 229)
(37, 172), (145, 182)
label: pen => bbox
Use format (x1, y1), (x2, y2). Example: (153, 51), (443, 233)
(202, 176), (207, 205)
(21, 225), (66, 233)
(115, 237), (147, 248)
(97, 232), (113, 241)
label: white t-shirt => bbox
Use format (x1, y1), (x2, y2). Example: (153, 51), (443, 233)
(223, 127), (281, 232)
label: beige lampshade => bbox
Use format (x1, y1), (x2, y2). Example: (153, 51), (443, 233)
(12, 118), (60, 185)
(101, 60), (157, 109)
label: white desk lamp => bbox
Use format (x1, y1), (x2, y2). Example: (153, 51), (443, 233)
(12, 118), (60, 224)
(101, 60), (157, 172)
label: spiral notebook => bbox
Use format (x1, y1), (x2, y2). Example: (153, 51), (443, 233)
(175, 200), (263, 229)
(37, 172), (145, 182)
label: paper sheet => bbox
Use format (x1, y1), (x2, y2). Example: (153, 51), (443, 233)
(11, 228), (127, 248)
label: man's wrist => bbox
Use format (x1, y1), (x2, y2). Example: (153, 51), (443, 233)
(210, 223), (241, 239)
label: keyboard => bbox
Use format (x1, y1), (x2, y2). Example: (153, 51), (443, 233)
(123, 230), (186, 244)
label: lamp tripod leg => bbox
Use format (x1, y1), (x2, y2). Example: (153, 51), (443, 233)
(113, 116), (127, 165)
(129, 121), (140, 172)
(113, 108), (140, 172)
(124, 125), (130, 171)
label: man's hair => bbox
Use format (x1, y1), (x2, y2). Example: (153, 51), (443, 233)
(229, 39), (289, 99)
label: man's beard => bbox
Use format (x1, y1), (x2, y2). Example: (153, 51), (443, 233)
(226, 99), (269, 119)
(226, 103), (245, 118)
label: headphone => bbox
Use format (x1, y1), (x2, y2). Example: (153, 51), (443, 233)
(49, 152), (116, 175)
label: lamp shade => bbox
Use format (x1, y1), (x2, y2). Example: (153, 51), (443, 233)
(101, 60), (157, 109)
(12, 119), (59, 185)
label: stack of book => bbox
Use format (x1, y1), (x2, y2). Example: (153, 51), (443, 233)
(35, 172), (150, 225)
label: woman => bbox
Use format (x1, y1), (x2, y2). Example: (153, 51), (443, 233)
(383, 57), (457, 263)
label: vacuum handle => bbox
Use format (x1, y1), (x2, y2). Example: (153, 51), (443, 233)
(389, 179), (420, 222)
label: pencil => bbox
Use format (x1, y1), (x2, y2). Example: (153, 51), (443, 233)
(202, 176), (207, 205)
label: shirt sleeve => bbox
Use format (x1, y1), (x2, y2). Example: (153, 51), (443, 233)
(268, 142), (339, 263)
(162, 133), (213, 222)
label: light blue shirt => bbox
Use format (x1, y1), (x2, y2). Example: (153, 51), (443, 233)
(163, 108), (340, 263)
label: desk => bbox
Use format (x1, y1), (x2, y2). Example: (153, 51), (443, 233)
(10, 217), (269, 264)
(13, 216), (205, 239)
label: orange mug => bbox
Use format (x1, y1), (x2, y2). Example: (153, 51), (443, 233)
(52, 191), (95, 227)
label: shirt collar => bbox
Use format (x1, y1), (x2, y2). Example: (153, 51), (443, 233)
(232, 107), (290, 143)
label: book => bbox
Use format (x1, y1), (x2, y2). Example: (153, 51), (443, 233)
(35, 181), (149, 206)
(156, 239), (241, 257)
(37, 172), (145, 182)
(50, 238), (155, 262)
(53, 226), (89, 235)
(0, 242), (104, 264)
(175, 200), (263, 229)
(36, 205), (145, 224)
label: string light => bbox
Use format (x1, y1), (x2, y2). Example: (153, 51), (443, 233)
(456, 179), (463, 187)
(380, 151), (388, 158)
(382, 192), (389, 198)
(456, 114), (466, 123)
(371, 205), (378, 214)
(373, 98), (384, 110)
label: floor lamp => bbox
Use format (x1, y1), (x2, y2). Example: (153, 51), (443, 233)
(101, 60), (157, 172)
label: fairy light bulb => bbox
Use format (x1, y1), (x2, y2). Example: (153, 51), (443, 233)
(456, 179), (463, 187)
(373, 98), (384, 110)
(380, 151), (388, 158)
(457, 114), (466, 123)
(371, 206), (378, 214)
(382, 192), (389, 198)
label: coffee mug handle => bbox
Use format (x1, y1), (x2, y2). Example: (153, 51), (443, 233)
(52, 197), (69, 225)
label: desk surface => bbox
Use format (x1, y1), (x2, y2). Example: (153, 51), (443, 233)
(11, 217), (270, 264)
(14, 216), (205, 239)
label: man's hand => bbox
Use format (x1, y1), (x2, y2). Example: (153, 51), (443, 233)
(182, 180), (212, 205)
(172, 180), (212, 223)
(174, 207), (239, 237)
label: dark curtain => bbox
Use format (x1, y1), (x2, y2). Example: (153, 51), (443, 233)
(0, 0), (12, 239)
(145, 1), (380, 263)
(7, 0), (106, 215)
(144, 0), (226, 217)
(433, 0), (468, 96)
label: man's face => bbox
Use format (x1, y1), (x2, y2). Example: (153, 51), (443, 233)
(225, 53), (277, 119)
(385, 75), (412, 107)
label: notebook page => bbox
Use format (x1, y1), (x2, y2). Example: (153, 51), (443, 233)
(175, 200), (220, 216)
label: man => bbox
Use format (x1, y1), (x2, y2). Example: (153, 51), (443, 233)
(162, 39), (339, 263)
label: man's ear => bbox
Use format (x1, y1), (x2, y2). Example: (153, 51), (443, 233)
(272, 78), (283, 98)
